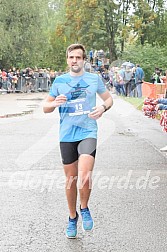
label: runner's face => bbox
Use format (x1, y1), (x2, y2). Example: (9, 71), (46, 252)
(67, 49), (85, 74)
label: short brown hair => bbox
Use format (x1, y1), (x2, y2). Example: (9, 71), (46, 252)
(66, 44), (86, 59)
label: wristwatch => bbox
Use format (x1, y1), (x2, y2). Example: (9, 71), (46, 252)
(101, 104), (107, 112)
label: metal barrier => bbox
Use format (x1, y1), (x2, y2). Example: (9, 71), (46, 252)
(0, 77), (11, 93)
(0, 76), (50, 93)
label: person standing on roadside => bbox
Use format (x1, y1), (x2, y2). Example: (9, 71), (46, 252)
(124, 67), (133, 97)
(43, 44), (113, 239)
(135, 64), (144, 98)
(89, 49), (94, 64)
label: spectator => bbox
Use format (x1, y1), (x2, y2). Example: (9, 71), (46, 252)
(84, 59), (92, 72)
(89, 49), (94, 64)
(113, 67), (125, 96)
(135, 64), (144, 98)
(151, 67), (160, 84)
(93, 50), (98, 65)
(50, 69), (56, 84)
(156, 98), (167, 110)
(1, 69), (7, 82)
(124, 67), (133, 97)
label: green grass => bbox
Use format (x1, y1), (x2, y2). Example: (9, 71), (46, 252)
(121, 97), (144, 111)
(121, 96), (163, 120)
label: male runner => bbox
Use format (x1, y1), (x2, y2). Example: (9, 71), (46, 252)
(43, 44), (113, 238)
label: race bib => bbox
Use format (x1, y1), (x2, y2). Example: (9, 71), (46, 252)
(67, 98), (90, 116)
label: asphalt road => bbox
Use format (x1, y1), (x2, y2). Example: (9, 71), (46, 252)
(0, 93), (167, 252)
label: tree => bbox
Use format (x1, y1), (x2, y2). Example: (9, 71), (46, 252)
(0, 0), (50, 69)
(1, 0), (166, 72)
(55, 0), (121, 62)
(50, 0), (167, 67)
(128, 0), (166, 46)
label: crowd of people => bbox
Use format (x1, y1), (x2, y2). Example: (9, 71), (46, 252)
(86, 49), (145, 98)
(1, 50), (167, 99)
(87, 51), (167, 152)
(85, 62), (144, 98)
(0, 67), (63, 93)
(88, 49), (167, 99)
(103, 64), (144, 98)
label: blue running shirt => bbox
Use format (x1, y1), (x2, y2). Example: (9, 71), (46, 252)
(49, 72), (106, 142)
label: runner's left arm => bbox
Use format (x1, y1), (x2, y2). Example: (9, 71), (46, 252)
(88, 90), (113, 120)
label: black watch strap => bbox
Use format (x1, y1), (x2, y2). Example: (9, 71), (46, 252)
(101, 104), (107, 112)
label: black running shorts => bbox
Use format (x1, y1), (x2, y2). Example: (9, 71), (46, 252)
(60, 138), (97, 165)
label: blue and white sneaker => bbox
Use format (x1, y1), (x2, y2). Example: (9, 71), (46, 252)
(80, 207), (94, 231)
(66, 212), (79, 239)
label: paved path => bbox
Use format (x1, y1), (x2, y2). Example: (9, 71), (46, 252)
(0, 93), (167, 252)
(0, 92), (47, 118)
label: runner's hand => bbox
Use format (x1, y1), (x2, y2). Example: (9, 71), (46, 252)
(88, 106), (105, 120)
(52, 94), (67, 107)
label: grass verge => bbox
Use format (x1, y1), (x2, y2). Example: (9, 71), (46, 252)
(121, 96), (163, 120)
(121, 97), (144, 111)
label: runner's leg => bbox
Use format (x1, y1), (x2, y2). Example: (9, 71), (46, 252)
(78, 154), (95, 209)
(63, 161), (78, 219)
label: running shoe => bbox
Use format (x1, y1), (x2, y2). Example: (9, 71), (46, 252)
(160, 145), (167, 152)
(66, 212), (79, 239)
(80, 207), (94, 231)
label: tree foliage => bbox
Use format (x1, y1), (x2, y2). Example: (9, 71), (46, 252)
(51, 0), (167, 61)
(0, 0), (167, 76)
(0, 0), (50, 69)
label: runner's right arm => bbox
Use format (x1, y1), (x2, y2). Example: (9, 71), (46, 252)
(43, 94), (67, 113)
